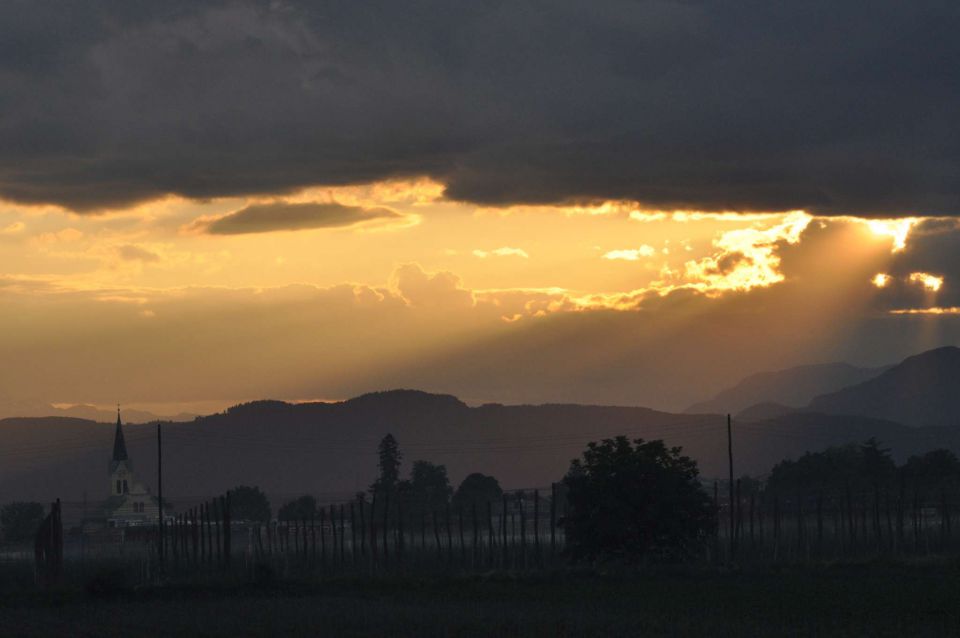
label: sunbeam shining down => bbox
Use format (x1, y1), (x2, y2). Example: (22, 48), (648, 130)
(5, 3), (960, 634)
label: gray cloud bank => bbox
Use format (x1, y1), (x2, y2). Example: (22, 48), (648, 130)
(203, 201), (400, 234)
(1, 1), (959, 216)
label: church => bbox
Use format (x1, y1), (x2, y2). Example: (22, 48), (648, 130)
(104, 409), (160, 526)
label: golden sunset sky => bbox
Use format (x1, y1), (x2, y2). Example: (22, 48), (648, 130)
(2, 2), (959, 415)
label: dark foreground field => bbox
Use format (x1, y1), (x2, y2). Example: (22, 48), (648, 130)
(3, 561), (960, 636)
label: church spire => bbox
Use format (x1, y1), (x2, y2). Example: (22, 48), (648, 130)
(112, 405), (128, 462)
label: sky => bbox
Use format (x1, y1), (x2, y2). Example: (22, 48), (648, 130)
(2, 1), (960, 415)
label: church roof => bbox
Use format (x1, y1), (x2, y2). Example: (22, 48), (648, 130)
(112, 408), (128, 462)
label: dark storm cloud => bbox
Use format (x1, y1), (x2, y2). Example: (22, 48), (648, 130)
(202, 202), (400, 234)
(1, 1), (959, 215)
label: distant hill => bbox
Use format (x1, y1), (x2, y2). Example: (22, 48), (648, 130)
(0, 399), (195, 423)
(808, 346), (960, 427)
(736, 402), (796, 421)
(686, 362), (889, 415)
(4, 389), (960, 525)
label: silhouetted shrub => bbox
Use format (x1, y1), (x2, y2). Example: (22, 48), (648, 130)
(229, 485), (272, 523)
(562, 436), (714, 562)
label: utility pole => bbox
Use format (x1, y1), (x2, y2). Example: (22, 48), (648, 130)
(727, 413), (735, 556)
(157, 422), (164, 566)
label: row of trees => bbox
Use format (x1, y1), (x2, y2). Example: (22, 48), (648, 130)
(765, 439), (960, 497)
(224, 434), (504, 524)
(11, 433), (960, 564)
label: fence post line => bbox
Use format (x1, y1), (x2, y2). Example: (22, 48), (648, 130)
(319, 507), (327, 568)
(501, 494), (509, 568)
(224, 492), (232, 569)
(472, 501), (479, 569)
(340, 503), (347, 565)
(457, 504), (466, 567)
(350, 503), (357, 566)
(381, 493), (390, 565)
(191, 508), (199, 567)
(395, 499), (404, 564)
(157, 423), (164, 567)
(420, 507), (427, 553)
(432, 509), (442, 563)
(487, 500), (495, 567)
(734, 479), (743, 545)
(816, 492), (823, 556)
(369, 493), (378, 566)
(520, 491), (528, 569)
(796, 493), (804, 558)
(199, 504), (206, 565)
(445, 502), (454, 565)
(713, 481), (720, 563)
(534, 490), (541, 567)
(772, 493), (780, 562)
(550, 483), (557, 558)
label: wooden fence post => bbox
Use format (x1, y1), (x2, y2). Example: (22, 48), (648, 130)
(816, 492), (823, 556)
(519, 491), (527, 569)
(350, 503), (357, 565)
(381, 494), (389, 565)
(458, 505), (466, 567)
(432, 509), (442, 563)
(550, 483), (557, 558)
(501, 494), (508, 568)
(319, 507), (327, 568)
(223, 492), (232, 569)
(534, 490), (541, 567)
(340, 504), (347, 565)
(487, 500), (495, 567)
(369, 493), (378, 566)
(471, 501), (479, 568)
(191, 508), (199, 568)
(445, 502), (454, 564)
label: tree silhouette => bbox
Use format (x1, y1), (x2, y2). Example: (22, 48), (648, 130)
(900, 449), (960, 497)
(1, 501), (44, 542)
(405, 460), (452, 516)
(767, 440), (896, 495)
(370, 433), (402, 495)
(562, 437), (714, 562)
(228, 485), (272, 523)
(452, 473), (502, 512)
(277, 495), (318, 521)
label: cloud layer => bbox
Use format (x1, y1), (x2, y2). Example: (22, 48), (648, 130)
(0, 1), (958, 216)
(199, 201), (401, 235)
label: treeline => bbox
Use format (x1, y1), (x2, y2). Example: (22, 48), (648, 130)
(224, 434), (506, 527)
(763, 439), (960, 499)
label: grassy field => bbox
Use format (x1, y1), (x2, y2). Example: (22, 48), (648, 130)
(2, 560), (960, 636)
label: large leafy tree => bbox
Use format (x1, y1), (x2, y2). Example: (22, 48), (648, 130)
(277, 495), (318, 522)
(405, 460), (452, 515)
(228, 485), (272, 523)
(1, 501), (45, 542)
(900, 449), (960, 497)
(562, 437), (714, 562)
(452, 473), (503, 512)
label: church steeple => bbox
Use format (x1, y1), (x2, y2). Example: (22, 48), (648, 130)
(112, 405), (128, 462)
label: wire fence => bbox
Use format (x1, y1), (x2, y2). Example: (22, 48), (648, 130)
(10, 482), (960, 589)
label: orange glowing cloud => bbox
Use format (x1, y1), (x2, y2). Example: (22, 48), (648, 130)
(865, 218), (918, 252)
(908, 272), (944, 292)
